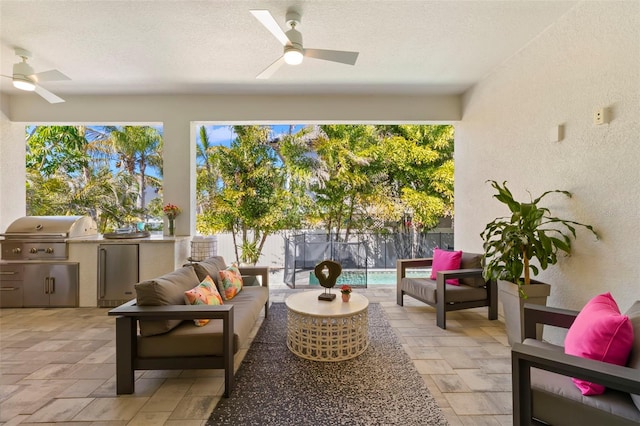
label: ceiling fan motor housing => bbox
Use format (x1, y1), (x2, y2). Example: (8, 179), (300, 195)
(284, 27), (304, 64)
(12, 61), (36, 90)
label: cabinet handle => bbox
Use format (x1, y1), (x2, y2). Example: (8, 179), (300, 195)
(0, 271), (17, 275)
(99, 248), (107, 299)
(44, 277), (50, 294)
(50, 277), (55, 293)
(0, 287), (17, 291)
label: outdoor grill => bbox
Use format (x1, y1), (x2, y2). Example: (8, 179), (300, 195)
(1, 215), (97, 260)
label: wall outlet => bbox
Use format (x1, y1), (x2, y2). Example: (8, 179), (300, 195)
(594, 108), (608, 125)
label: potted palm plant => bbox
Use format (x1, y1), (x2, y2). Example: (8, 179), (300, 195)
(480, 180), (598, 345)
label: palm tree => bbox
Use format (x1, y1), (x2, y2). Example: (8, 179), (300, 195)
(107, 126), (163, 211)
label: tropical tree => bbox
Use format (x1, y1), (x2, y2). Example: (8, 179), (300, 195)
(107, 126), (163, 211)
(26, 125), (163, 232)
(195, 125), (219, 214)
(198, 125), (299, 264)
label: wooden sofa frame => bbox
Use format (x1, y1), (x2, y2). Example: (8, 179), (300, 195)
(396, 257), (498, 329)
(512, 304), (640, 425)
(108, 265), (269, 398)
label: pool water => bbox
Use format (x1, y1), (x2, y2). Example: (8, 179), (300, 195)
(309, 269), (431, 286)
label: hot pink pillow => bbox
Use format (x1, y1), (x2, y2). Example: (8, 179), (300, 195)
(430, 248), (463, 285)
(564, 292), (634, 395)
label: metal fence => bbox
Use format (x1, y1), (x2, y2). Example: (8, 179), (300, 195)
(283, 231), (453, 288)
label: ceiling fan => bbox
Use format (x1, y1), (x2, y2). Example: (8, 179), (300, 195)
(2, 48), (69, 103)
(250, 9), (359, 79)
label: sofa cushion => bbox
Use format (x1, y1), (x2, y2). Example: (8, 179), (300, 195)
(459, 252), (486, 288)
(219, 264), (243, 300)
(193, 256), (228, 285)
(565, 293), (634, 395)
(135, 265), (200, 336)
(184, 275), (224, 326)
(430, 248), (462, 285)
(137, 286), (269, 358)
(624, 301), (640, 410)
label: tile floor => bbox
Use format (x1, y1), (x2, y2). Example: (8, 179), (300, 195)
(0, 279), (512, 425)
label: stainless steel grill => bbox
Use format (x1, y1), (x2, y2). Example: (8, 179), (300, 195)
(1, 216), (97, 260)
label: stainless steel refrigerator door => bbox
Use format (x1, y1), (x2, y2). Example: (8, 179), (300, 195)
(98, 244), (138, 303)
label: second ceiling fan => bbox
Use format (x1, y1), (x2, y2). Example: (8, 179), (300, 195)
(250, 9), (359, 79)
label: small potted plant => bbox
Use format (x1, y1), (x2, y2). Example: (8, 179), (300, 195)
(481, 180), (598, 344)
(340, 285), (353, 302)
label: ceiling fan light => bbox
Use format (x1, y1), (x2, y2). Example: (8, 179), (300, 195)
(284, 48), (304, 65)
(13, 76), (36, 91)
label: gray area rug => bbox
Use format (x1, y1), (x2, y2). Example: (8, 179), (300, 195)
(206, 302), (448, 426)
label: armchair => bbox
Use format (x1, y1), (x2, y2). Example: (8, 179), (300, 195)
(396, 252), (497, 329)
(512, 303), (640, 425)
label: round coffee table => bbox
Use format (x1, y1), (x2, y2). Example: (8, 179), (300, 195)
(285, 291), (369, 361)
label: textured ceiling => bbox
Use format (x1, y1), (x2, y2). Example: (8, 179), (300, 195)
(0, 0), (577, 98)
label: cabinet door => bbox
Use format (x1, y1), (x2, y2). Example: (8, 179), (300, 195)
(0, 264), (24, 308)
(48, 264), (79, 307)
(23, 264), (51, 307)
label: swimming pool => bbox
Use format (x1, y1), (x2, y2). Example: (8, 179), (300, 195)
(309, 269), (431, 286)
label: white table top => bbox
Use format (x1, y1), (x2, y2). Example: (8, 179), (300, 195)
(285, 290), (369, 317)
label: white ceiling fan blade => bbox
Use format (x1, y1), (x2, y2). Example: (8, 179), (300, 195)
(34, 85), (65, 103)
(256, 56), (286, 79)
(304, 49), (359, 65)
(34, 69), (70, 82)
(250, 10), (290, 46)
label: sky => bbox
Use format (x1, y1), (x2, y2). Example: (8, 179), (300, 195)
(195, 124), (307, 149)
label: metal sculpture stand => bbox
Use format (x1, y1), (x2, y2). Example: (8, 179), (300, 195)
(314, 260), (342, 301)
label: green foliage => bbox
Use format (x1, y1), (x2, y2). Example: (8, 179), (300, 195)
(481, 180), (598, 292)
(196, 125), (302, 264)
(26, 125), (162, 232)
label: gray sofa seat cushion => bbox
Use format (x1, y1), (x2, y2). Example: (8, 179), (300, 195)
(135, 266), (200, 336)
(137, 285), (269, 358)
(524, 339), (640, 425)
(400, 277), (487, 304)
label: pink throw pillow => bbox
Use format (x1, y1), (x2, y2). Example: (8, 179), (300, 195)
(430, 248), (463, 285)
(564, 292), (634, 395)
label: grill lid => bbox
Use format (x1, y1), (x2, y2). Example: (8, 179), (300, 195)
(2, 215), (98, 239)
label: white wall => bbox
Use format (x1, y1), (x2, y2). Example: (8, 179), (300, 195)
(0, 94), (26, 231)
(455, 1), (640, 337)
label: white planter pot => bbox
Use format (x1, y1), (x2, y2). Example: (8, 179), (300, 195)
(498, 279), (551, 346)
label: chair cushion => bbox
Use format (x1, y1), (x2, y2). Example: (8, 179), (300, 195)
(135, 265), (200, 336)
(184, 275), (224, 326)
(524, 339), (640, 425)
(624, 301), (640, 410)
(400, 277), (487, 304)
(459, 252), (486, 288)
(430, 248), (462, 285)
(564, 293), (634, 395)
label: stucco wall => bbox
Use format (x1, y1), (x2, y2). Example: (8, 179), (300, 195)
(0, 94), (26, 231)
(455, 1), (640, 338)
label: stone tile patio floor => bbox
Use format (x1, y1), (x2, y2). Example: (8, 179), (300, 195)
(0, 278), (512, 425)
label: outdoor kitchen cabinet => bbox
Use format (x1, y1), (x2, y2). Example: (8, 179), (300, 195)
(0, 263), (24, 308)
(23, 263), (79, 307)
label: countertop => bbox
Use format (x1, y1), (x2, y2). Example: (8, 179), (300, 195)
(67, 234), (191, 243)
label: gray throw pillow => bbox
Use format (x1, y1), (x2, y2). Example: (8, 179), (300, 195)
(459, 252), (486, 287)
(193, 256), (228, 284)
(625, 301), (640, 410)
(135, 265), (200, 336)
